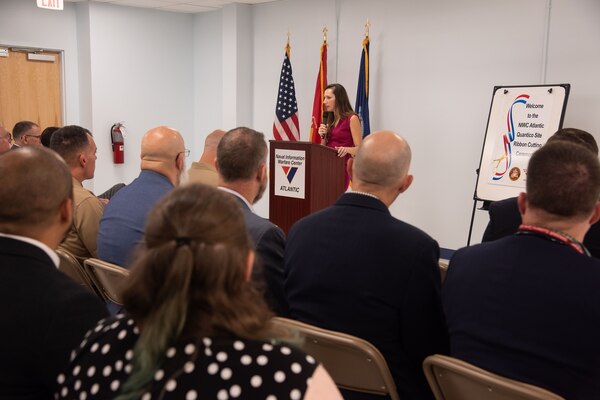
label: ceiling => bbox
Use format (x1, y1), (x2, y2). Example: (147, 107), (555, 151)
(64, 0), (278, 14)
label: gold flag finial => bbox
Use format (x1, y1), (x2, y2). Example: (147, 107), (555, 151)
(365, 18), (370, 38)
(285, 31), (291, 58)
(323, 26), (328, 43)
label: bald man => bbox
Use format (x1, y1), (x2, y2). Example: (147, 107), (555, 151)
(187, 129), (225, 186)
(0, 125), (11, 154)
(97, 126), (186, 267)
(285, 131), (448, 400)
(0, 147), (107, 398)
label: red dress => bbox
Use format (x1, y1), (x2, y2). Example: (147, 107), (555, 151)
(327, 115), (356, 189)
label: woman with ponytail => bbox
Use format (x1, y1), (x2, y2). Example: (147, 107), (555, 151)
(57, 184), (342, 400)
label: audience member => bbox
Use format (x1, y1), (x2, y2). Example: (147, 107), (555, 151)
(97, 126), (186, 267)
(187, 129), (225, 186)
(482, 128), (600, 258)
(285, 130), (449, 399)
(50, 125), (104, 261)
(11, 120), (42, 148)
(216, 127), (288, 316)
(0, 147), (107, 399)
(57, 184), (342, 400)
(41, 126), (60, 147)
(0, 124), (11, 154)
(444, 141), (600, 399)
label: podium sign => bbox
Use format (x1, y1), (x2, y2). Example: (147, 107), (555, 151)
(269, 141), (345, 234)
(273, 148), (306, 199)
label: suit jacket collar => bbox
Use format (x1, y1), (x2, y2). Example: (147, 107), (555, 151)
(335, 192), (390, 215)
(219, 187), (254, 213)
(0, 236), (57, 267)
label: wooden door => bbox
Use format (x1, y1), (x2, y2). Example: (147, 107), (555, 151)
(0, 47), (63, 133)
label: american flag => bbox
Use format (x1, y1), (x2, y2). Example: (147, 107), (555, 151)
(273, 45), (300, 141)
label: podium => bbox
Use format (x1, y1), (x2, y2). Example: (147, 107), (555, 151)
(269, 140), (346, 234)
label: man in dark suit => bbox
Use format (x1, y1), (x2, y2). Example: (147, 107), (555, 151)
(482, 128), (600, 258)
(216, 127), (288, 316)
(444, 141), (600, 399)
(285, 131), (448, 400)
(0, 147), (108, 399)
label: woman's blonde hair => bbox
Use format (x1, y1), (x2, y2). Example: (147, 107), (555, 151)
(116, 183), (273, 399)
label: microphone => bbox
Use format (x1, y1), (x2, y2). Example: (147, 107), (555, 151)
(322, 111), (332, 127)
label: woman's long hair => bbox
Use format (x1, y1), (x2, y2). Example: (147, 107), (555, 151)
(116, 184), (273, 400)
(326, 83), (355, 120)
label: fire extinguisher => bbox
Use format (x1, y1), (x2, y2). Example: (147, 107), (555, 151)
(111, 123), (125, 164)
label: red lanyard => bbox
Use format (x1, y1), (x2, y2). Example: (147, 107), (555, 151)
(517, 224), (590, 256)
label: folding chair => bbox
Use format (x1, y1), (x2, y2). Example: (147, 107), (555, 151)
(271, 317), (400, 400)
(83, 258), (130, 305)
(55, 248), (99, 296)
(423, 354), (564, 400)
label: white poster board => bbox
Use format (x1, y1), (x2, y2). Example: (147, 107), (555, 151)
(475, 84), (569, 202)
(273, 148), (306, 199)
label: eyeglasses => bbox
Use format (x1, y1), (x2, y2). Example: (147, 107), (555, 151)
(25, 134), (42, 140)
(176, 149), (190, 161)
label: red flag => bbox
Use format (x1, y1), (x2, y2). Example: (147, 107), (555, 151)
(309, 41), (328, 143)
(273, 43), (300, 141)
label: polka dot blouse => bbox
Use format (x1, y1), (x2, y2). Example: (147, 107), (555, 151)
(56, 315), (318, 400)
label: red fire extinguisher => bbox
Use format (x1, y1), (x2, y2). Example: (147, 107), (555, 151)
(111, 123), (124, 164)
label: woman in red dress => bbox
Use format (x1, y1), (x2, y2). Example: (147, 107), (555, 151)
(318, 83), (362, 189)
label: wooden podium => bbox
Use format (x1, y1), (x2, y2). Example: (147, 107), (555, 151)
(269, 140), (345, 234)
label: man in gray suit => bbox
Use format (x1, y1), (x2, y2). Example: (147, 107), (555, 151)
(216, 127), (288, 315)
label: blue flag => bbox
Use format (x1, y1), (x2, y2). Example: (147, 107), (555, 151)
(355, 37), (370, 137)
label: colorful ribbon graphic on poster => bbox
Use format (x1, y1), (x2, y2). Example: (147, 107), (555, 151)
(492, 94), (530, 180)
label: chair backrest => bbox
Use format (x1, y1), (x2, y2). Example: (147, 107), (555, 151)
(423, 354), (565, 400)
(55, 248), (99, 296)
(271, 317), (400, 400)
(83, 258), (130, 305)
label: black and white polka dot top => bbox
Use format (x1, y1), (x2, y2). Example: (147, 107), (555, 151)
(56, 315), (318, 400)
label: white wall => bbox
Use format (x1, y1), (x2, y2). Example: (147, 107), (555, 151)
(3, 0), (600, 251)
(84, 2), (194, 193)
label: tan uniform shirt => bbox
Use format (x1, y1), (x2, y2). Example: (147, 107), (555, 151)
(187, 161), (219, 186)
(59, 178), (104, 261)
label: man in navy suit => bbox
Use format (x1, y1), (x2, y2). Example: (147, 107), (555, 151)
(216, 127), (288, 316)
(482, 128), (600, 258)
(285, 131), (448, 400)
(0, 147), (107, 399)
(444, 141), (600, 399)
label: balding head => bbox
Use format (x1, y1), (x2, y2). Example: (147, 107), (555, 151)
(352, 131), (413, 206)
(199, 129), (226, 166)
(0, 147), (73, 243)
(140, 126), (186, 186)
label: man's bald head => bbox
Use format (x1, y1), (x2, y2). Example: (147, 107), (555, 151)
(354, 131), (412, 188)
(141, 126), (185, 162)
(140, 126), (186, 186)
(0, 147), (72, 233)
(199, 129), (226, 166)
(205, 129), (226, 149)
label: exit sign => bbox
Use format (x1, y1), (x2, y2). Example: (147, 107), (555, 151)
(37, 0), (64, 10)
